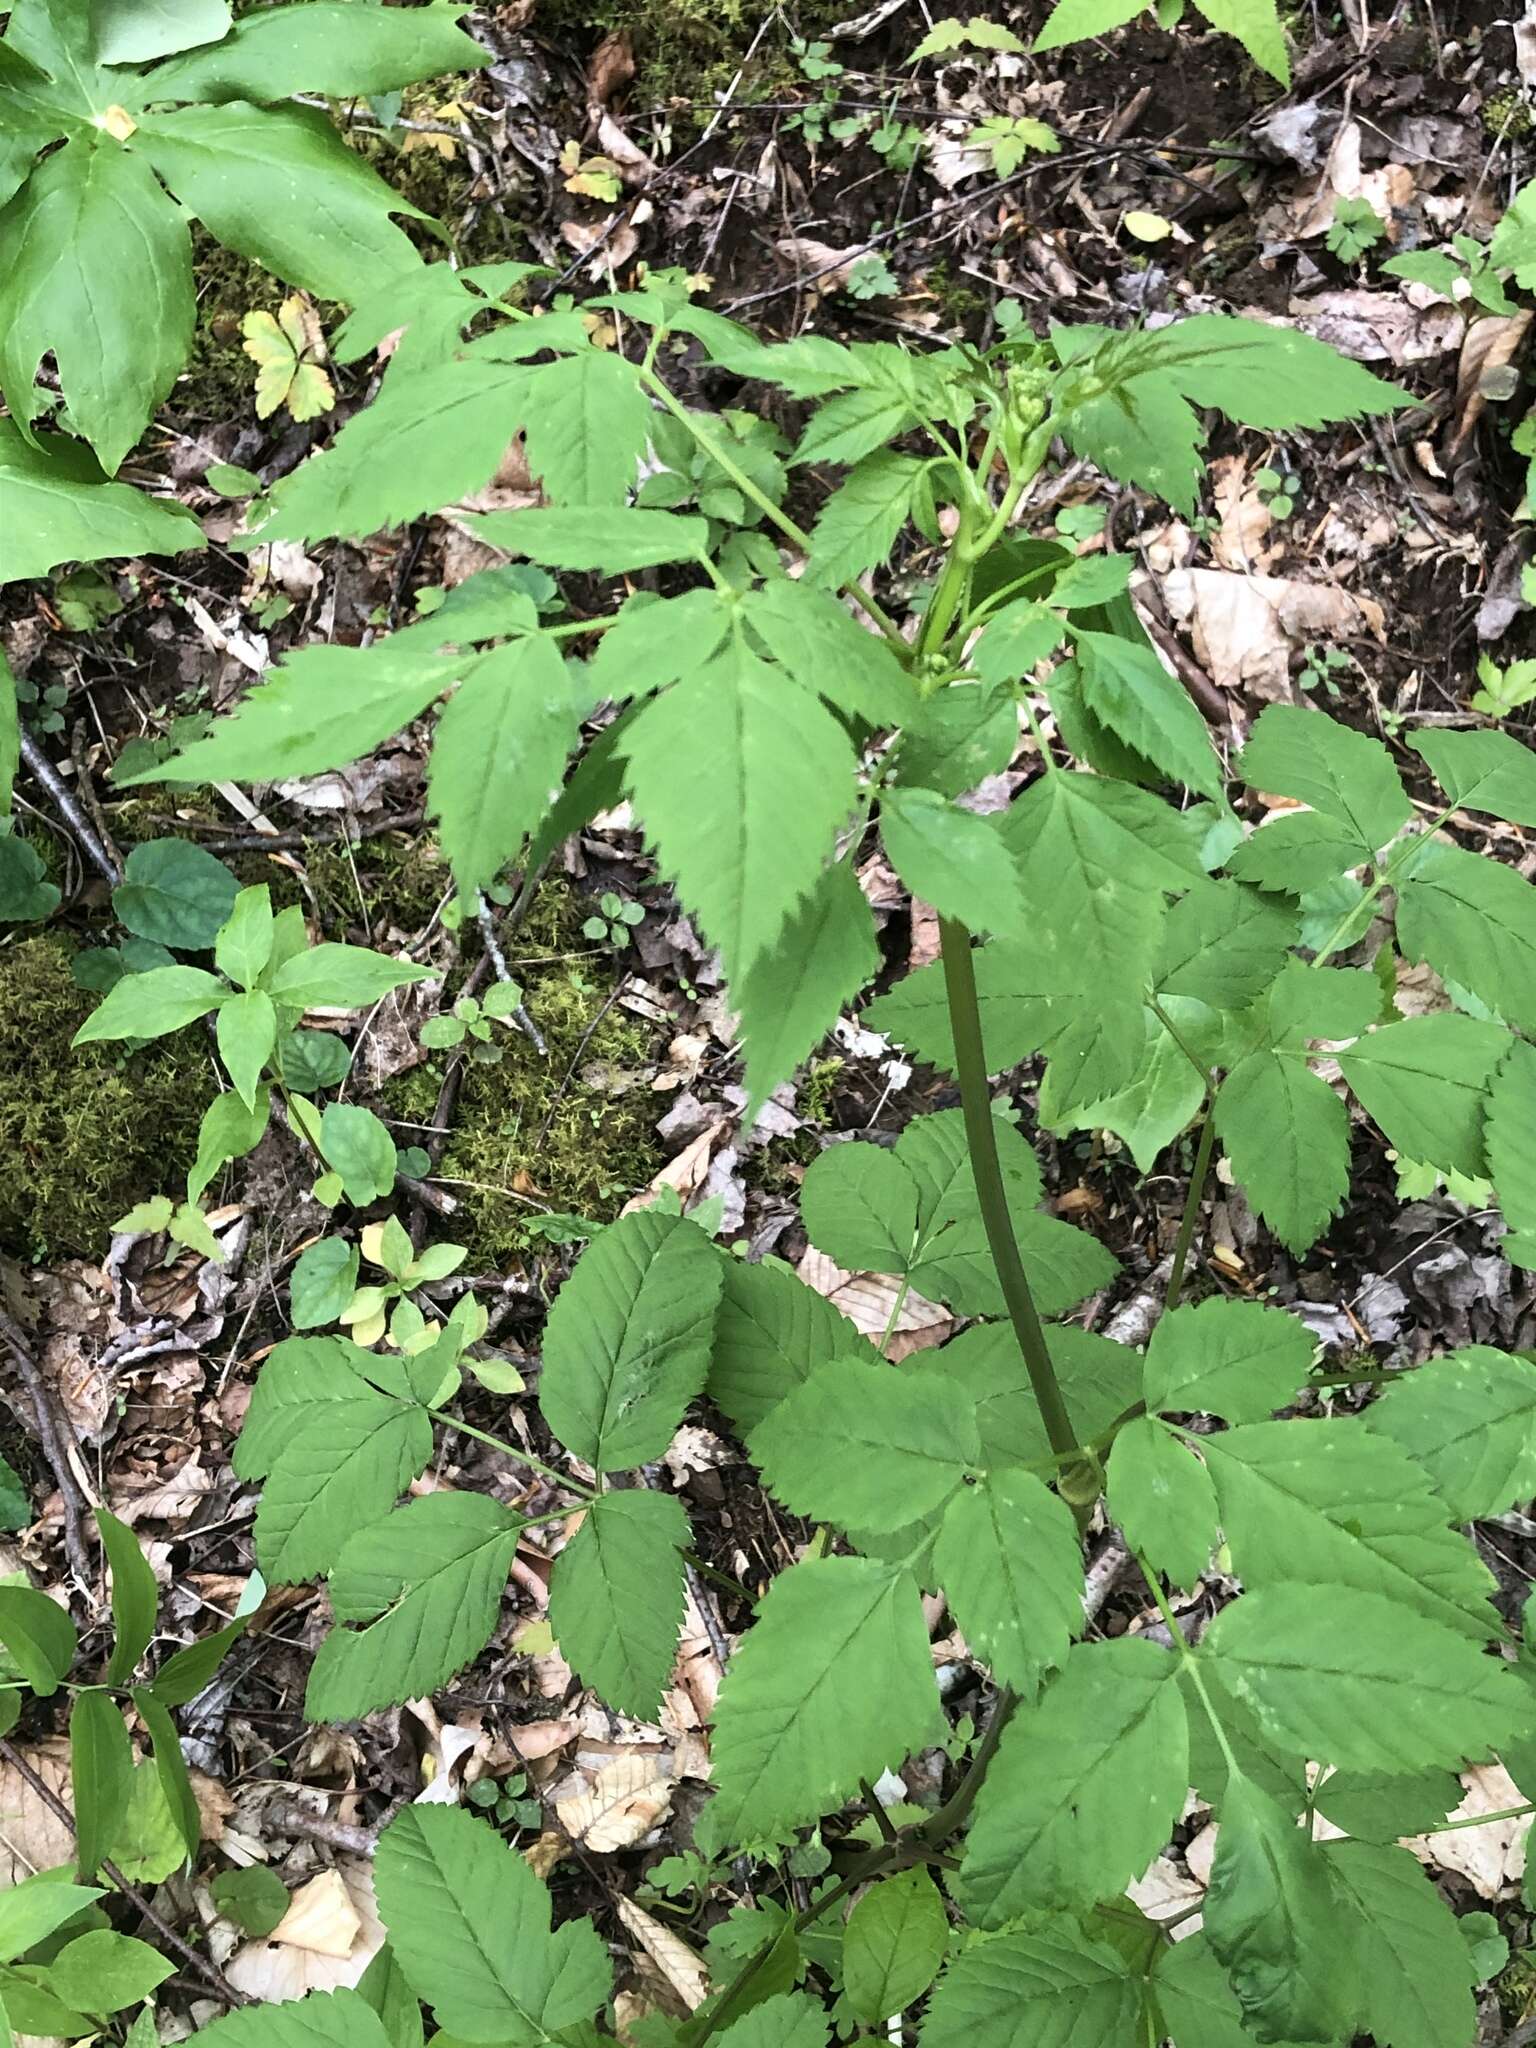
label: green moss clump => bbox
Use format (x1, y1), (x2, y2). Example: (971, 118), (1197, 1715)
(384, 885), (661, 1264)
(1484, 86), (1536, 139)
(0, 937), (214, 1262)
(533, 0), (845, 111)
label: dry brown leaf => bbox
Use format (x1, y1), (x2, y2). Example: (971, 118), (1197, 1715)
(1208, 456), (1278, 573)
(510, 1717), (580, 1762)
(1450, 309), (1533, 457)
(1408, 1762), (1529, 1897)
(1160, 568), (1384, 699)
(0, 1741), (78, 1883)
(616, 1895), (711, 2011)
(1288, 289), (1463, 366)
(795, 1249), (952, 1358)
(622, 1123), (726, 1215)
(1291, 120), (1415, 241)
(557, 1755), (674, 1852)
(268, 1870), (362, 1958)
(1127, 1856), (1204, 1933)
(226, 1858), (384, 2001)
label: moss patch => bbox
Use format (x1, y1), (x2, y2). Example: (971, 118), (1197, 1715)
(384, 885), (661, 1264)
(0, 936), (214, 1263)
(534, 0), (847, 111)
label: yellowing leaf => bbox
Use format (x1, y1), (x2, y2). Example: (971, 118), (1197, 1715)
(242, 296), (336, 422)
(1123, 210), (1174, 242)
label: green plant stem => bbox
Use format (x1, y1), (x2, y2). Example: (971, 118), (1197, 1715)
(918, 1683), (1019, 1845)
(1165, 1104), (1218, 1311)
(1419, 1799), (1534, 1834)
(916, 511), (975, 658)
(637, 364), (903, 646)
(1139, 1558), (1241, 1779)
(938, 917), (1080, 1467)
(429, 1410), (596, 1501)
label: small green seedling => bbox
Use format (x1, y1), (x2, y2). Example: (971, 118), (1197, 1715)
(582, 893), (645, 948)
(421, 979), (526, 1053)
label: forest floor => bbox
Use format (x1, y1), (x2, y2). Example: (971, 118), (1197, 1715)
(3, 0), (1536, 2034)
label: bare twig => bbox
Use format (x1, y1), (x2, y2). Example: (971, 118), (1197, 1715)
(0, 1736), (248, 2007)
(17, 731), (121, 886)
(0, 1305), (92, 1583)
(476, 894), (547, 1055)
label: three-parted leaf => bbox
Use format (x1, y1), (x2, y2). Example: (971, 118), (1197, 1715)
(538, 1209), (722, 1472)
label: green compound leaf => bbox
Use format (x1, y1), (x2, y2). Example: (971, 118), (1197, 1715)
(1396, 839), (1536, 1031)
(708, 1255), (869, 1438)
(933, 1466), (1083, 1692)
(1040, 1009), (1206, 1174)
(1153, 879), (1298, 1012)
(958, 1639), (1188, 1924)
(800, 1140), (918, 1275)
(1200, 1417), (1500, 1640)
(185, 1988), (394, 2048)
(806, 451), (925, 588)
(141, 2), (484, 102)
(235, 1335), (431, 1582)
(1071, 628), (1222, 797)
(1143, 1298), (1314, 1423)
(1338, 1011), (1510, 1181)
(1310, 1764), (1461, 1844)
(741, 578), (916, 728)
(539, 1208), (723, 1472)
(1204, 1582), (1523, 1772)
(1202, 1775), (1350, 2045)
(880, 787), (1026, 936)
(520, 346), (652, 505)
(621, 639), (858, 984)
(466, 505), (711, 573)
(1190, 0), (1290, 83)
(735, 858), (879, 1117)
(715, 1993), (830, 2048)
(96, 1506), (158, 1686)
(427, 633), (577, 904)
(1489, 1038), (1536, 1256)
(306, 1492), (523, 1721)
(751, 1358), (979, 1532)
(1151, 1931), (1272, 2048)
(1364, 1346), (1536, 1520)
(135, 101), (430, 303)
(0, 136), (193, 474)
(547, 1488), (687, 1721)
(257, 359), (532, 543)
(1324, 1839), (1478, 2048)
(921, 1917), (1141, 2048)
(919, 1320), (1140, 1472)
(1106, 1415), (1219, 1589)
(842, 1868), (948, 2025)
(1411, 726), (1536, 828)
(1238, 703), (1411, 857)
(374, 1804), (612, 2044)
(1214, 1047), (1351, 1253)
(709, 1555), (940, 1844)
(999, 770), (1205, 1004)
(1225, 810), (1368, 894)
(899, 681), (1018, 798)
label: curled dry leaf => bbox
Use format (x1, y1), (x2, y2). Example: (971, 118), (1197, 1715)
(616, 1895), (711, 2012)
(1408, 1762), (1530, 1898)
(1449, 309), (1533, 458)
(1289, 289), (1463, 366)
(556, 1753), (674, 1852)
(1160, 568), (1384, 700)
(0, 1741), (78, 1884)
(226, 1858), (384, 2001)
(795, 1248), (953, 1358)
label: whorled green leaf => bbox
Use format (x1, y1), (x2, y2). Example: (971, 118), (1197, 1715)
(0, 1584), (78, 1695)
(71, 963), (228, 1045)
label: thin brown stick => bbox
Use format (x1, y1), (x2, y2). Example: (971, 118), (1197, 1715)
(0, 1735), (248, 2007)
(0, 1305), (92, 1582)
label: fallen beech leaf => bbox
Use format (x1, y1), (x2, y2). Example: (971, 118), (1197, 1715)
(617, 1895), (710, 2010)
(0, 1741), (79, 1884)
(226, 1858), (384, 2001)
(1408, 1762), (1529, 1897)
(557, 1754), (674, 1852)
(1160, 567), (1384, 699)
(795, 1249), (952, 1358)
